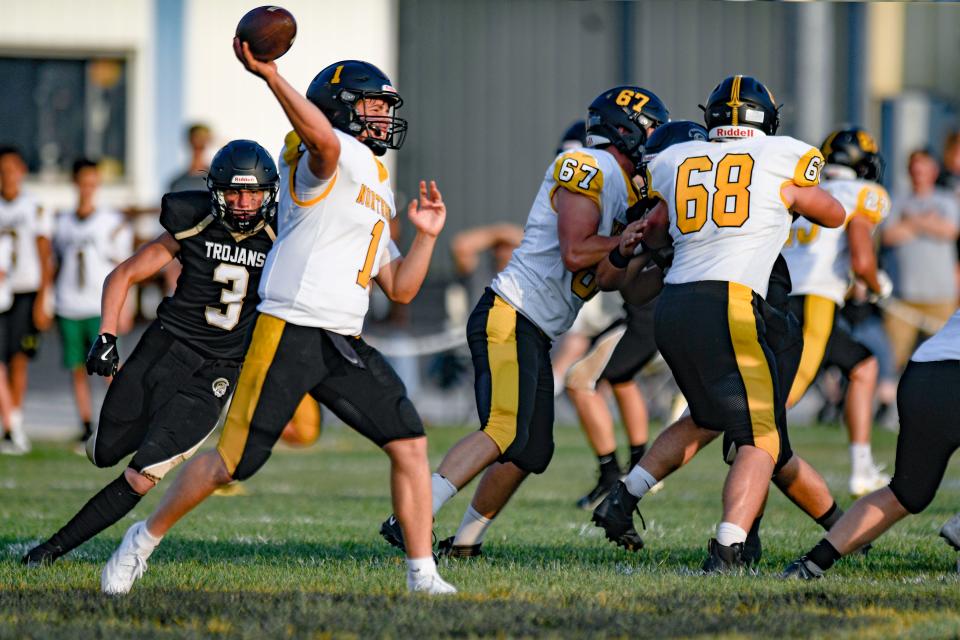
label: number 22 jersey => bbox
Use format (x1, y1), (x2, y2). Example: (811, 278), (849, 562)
(157, 191), (276, 361)
(647, 134), (824, 299)
(491, 147), (638, 339)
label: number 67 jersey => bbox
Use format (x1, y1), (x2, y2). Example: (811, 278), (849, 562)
(491, 147), (638, 339)
(647, 135), (824, 299)
(157, 191), (276, 361)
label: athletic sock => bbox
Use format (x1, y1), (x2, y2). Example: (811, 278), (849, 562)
(622, 464), (658, 499)
(406, 555), (438, 576)
(850, 443), (873, 475)
(815, 502), (844, 531)
(431, 473), (457, 516)
(452, 504), (493, 546)
(44, 474), (143, 557)
(716, 522), (748, 546)
(629, 444), (647, 469)
(81, 421), (93, 440)
(597, 452), (620, 480)
(747, 514), (762, 540)
(806, 538), (841, 571)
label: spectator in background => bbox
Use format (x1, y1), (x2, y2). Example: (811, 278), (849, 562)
(937, 131), (960, 196)
(0, 147), (55, 446)
(882, 149), (960, 369)
(168, 124), (212, 193)
(53, 159), (133, 450)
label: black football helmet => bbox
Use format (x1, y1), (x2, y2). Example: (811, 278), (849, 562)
(820, 127), (885, 182)
(643, 120), (708, 163)
(586, 86), (669, 172)
(207, 140), (279, 234)
(306, 60), (407, 156)
(556, 120), (586, 155)
(701, 75), (780, 137)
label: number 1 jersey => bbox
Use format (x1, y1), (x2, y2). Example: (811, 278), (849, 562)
(157, 191), (276, 361)
(491, 148), (637, 339)
(647, 135), (823, 299)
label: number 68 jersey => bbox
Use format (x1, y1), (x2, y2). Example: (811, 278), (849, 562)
(491, 147), (638, 340)
(647, 135), (824, 299)
(156, 191), (276, 361)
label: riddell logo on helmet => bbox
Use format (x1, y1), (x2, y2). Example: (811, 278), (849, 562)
(713, 127), (757, 138)
(231, 175), (258, 185)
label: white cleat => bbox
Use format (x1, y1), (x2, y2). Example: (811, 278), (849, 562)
(10, 426), (30, 454)
(849, 465), (890, 498)
(101, 521), (156, 595)
(407, 570), (457, 595)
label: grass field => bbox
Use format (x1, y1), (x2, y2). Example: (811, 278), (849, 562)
(2, 422), (960, 639)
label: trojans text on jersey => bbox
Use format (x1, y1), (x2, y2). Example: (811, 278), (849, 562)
(204, 241), (267, 268)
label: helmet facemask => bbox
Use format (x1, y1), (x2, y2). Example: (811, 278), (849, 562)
(586, 111), (648, 174)
(210, 185), (278, 234)
(338, 90), (408, 156)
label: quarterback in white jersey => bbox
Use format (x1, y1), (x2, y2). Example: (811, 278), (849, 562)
(396, 87), (667, 559)
(100, 45), (455, 596)
(613, 76), (845, 571)
(785, 307), (960, 579)
(781, 128), (892, 497)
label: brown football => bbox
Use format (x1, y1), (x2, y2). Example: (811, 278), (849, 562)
(235, 6), (297, 62)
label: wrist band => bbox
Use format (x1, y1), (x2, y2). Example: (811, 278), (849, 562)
(608, 247), (630, 269)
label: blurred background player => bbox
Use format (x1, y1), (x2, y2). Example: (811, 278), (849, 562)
(101, 47), (456, 596)
(381, 87), (664, 558)
(22, 140), (278, 567)
(881, 149), (959, 369)
(780, 127), (893, 496)
(53, 159), (133, 451)
(0, 145), (51, 453)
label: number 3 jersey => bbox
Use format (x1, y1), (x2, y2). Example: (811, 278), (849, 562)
(491, 148), (638, 339)
(257, 130), (401, 336)
(156, 191), (276, 361)
(647, 135), (824, 299)
(781, 177), (890, 305)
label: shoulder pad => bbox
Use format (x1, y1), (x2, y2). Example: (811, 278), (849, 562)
(553, 150), (605, 208)
(160, 191), (211, 236)
(852, 184), (890, 224)
(778, 137), (825, 187)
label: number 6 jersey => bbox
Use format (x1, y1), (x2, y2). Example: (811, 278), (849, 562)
(491, 148), (638, 339)
(157, 191), (276, 361)
(647, 135), (824, 299)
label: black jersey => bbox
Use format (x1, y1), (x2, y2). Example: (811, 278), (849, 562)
(156, 191), (275, 361)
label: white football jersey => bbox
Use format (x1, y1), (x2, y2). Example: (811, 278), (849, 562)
(491, 147), (638, 339)
(781, 177), (890, 304)
(0, 234), (15, 313)
(648, 134), (824, 299)
(258, 130), (401, 335)
(912, 309), (960, 362)
(0, 192), (53, 293)
(53, 208), (132, 319)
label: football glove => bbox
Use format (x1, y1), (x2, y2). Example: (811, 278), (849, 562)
(867, 271), (893, 304)
(86, 333), (119, 377)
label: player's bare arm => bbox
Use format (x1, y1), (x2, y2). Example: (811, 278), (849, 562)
(99, 233), (179, 336)
(451, 223), (523, 275)
(33, 234), (54, 331)
(375, 181), (445, 304)
(555, 189), (619, 272)
(234, 39), (340, 179)
(596, 219), (649, 290)
(782, 184), (845, 228)
(846, 215), (882, 293)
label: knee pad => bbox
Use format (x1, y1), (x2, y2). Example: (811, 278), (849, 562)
(890, 480), (934, 515)
(510, 440), (555, 475)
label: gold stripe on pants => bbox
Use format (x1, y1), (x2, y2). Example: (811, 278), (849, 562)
(483, 296), (520, 453)
(787, 295), (835, 407)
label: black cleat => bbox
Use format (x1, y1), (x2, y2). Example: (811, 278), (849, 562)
(576, 473), (621, 511)
(743, 526), (762, 566)
(781, 556), (824, 580)
(437, 536), (483, 559)
(701, 538), (746, 574)
(22, 542), (62, 567)
(591, 482), (644, 551)
(379, 514), (405, 552)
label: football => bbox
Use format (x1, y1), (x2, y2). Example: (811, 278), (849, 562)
(235, 6), (297, 62)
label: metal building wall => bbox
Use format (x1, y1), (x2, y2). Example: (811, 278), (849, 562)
(396, 0), (844, 280)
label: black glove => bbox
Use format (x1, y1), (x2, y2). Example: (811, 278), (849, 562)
(86, 333), (119, 377)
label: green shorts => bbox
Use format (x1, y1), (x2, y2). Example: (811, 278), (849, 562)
(57, 316), (101, 369)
